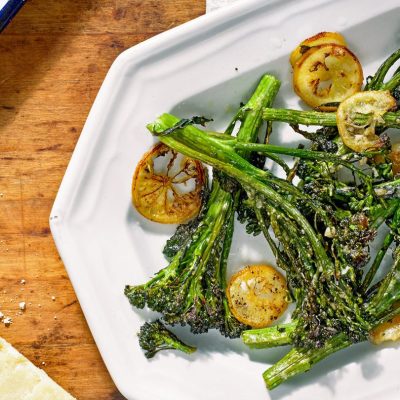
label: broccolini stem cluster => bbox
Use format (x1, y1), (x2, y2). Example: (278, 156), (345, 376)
(146, 71), (400, 384)
(127, 47), (400, 390)
(126, 75), (281, 345)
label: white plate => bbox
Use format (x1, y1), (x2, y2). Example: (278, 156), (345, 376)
(50, 1), (400, 399)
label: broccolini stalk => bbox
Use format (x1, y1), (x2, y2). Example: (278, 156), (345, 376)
(262, 333), (351, 390)
(262, 108), (400, 129)
(362, 203), (400, 295)
(232, 142), (373, 180)
(242, 322), (297, 348)
(361, 233), (394, 294)
(236, 75), (281, 150)
(138, 320), (196, 358)
(365, 48), (400, 91)
(382, 71), (400, 91)
(216, 196), (242, 337)
(365, 246), (400, 318)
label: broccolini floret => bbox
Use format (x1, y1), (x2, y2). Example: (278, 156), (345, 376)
(138, 320), (196, 358)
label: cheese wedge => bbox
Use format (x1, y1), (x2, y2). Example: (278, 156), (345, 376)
(0, 337), (76, 400)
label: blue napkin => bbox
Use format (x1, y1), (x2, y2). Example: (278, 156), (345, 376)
(0, 0), (25, 33)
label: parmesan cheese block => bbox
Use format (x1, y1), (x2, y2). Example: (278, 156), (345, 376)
(0, 337), (76, 400)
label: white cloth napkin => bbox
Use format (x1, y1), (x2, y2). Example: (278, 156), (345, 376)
(206, 0), (240, 13)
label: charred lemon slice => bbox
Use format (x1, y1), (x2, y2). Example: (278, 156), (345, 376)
(227, 265), (288, 328)
(290, 31), (347, 67)
(132, 142), (206, 224)
(293, 44), (363, 110)
(369, 315), (400, 345)
(337, 90), (396, 152)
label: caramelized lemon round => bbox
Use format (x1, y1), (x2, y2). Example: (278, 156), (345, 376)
(132, 142), (206, 224)
(227, 265), (288, 328)
(337, 90), (396, 152)
(293, 44), (363, 110)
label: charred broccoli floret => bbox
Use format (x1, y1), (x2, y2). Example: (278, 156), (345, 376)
(138, 320), (196, 358)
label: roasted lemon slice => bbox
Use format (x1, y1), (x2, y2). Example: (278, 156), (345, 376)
(293, 44), (363, 110)
(337, 90), (396, 152)
(369, 315), (400, 345)
(227, 265), (288, 328)
(290, 31), (347, 67)
(132, 142), (206, 224)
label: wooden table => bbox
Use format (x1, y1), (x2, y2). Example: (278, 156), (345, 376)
(0, 1), (204, 398)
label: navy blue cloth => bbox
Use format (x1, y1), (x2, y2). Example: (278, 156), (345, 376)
(0, 0), (25, 33)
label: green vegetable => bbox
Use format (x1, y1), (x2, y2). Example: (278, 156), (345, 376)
(263, 333), (351, 390)
(138, 320), (196, 358)
(146, 93), (400, 386)
(365, 48), (400, 91)
(128, 47), (400, 388)
(126, 75), (281, 349)
(262, 107), (400, 129)
(242, 322), (297, 348)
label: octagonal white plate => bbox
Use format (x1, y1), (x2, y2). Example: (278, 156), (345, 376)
(50, 0), (400, 399)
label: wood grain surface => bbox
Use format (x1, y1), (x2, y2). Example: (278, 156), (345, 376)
(0, 1), (205, 398)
